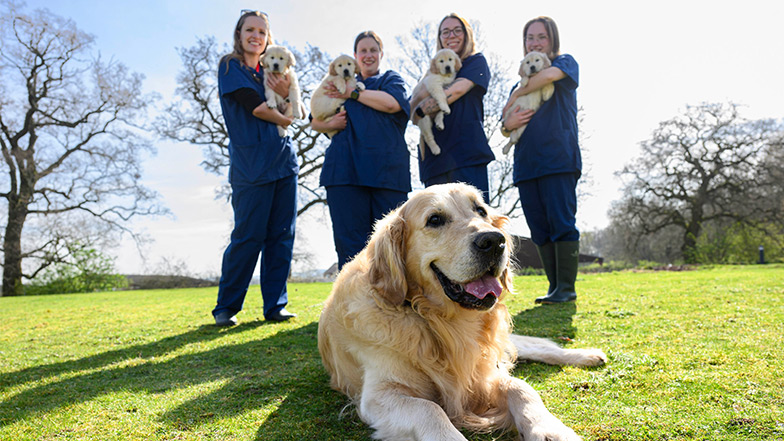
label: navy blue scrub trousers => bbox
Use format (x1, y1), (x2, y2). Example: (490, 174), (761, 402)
(424, 164), (490, 203)
(326, 185), (407, 270)
(213, 174), (297, 318)
(516, 172), (580, 246)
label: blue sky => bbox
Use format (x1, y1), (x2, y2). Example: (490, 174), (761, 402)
(19, 0), (784, 275)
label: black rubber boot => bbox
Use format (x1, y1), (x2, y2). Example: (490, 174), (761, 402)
(535, 241), (579, 304)
(536, 242), (557, 296)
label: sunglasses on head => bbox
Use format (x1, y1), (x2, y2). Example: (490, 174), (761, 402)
(240, 9), (268, 17)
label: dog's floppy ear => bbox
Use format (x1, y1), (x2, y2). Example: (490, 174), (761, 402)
(329, 58), (338, 76)
(518, 59), (526, 78)
(453, 54), (462, 73)
(430, 55), (439, 74)
(286, 47), (296, 68)
(353, 57), (361, 74)
(541, 54), (551, 69)
(367, 209), (407, 306)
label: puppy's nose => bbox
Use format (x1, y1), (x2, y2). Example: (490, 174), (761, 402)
(343, 69), (350, 77)
(473, 232), (506, 259)
(445, 66), (451, 73)
(273, 63), (279, 70)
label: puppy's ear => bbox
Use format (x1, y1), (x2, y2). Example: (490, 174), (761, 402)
(453, 55), (462, 72)
(542, 55), (551, 68)
(329, 59), (338, 76)
(430, 56), (439, 74)
(518, 59), (526, 77)
(353, 57), (360, 74)
(368, 210), (407, 306)
(286, 48), (296, 68)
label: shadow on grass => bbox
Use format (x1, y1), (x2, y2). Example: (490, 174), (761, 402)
(511, 301), (580, 382)
(0, 320), (365, 438)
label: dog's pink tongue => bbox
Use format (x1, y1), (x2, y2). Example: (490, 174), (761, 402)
(464, 275), (502, 299)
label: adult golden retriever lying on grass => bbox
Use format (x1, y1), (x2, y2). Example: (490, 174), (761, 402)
(318, 183), (606, 441)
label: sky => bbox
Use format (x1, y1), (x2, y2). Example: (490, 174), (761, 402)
(18, 0), (784, 277)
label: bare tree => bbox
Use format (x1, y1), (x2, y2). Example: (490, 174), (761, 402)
(614, 102), (784, 262)
(0, 2), (166, 296)
(155, 37), (332, 216)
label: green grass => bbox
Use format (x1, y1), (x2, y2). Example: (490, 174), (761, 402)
(1, 265), (782, 440)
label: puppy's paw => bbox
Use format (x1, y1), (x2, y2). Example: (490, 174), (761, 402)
(277, 125), (287, 138)
(434, 113), (445, 130)
(357, 82), (366, 91)
(430, 145), (441, 156)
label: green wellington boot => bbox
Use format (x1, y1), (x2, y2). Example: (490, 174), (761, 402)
(535, 241), (579, 304)
(535, 242), (557, 296)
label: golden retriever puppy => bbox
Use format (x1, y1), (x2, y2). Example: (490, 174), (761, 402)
(309, 54), (365, 138)
(411, 48), (461, 159)
(501, 51), (555, 154)
(260, 45), (304, 137)
(318, 183), (606, 441)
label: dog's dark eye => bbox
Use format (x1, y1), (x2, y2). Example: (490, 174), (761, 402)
(476, 206), (488, 217)
(426, 214), (446, 228)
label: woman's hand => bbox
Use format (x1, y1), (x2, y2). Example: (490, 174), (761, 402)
(325, 81), (351, 100)
(311, 110), (347, 133)
(266, 73), (291, 98)
(502, 106), (535, 132)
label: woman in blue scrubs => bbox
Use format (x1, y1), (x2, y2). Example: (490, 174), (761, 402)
(212, 11), (299, 325)
(502, 16), (582, 304)
(312, 31), (411, 270)
(411, 13), (494, 203)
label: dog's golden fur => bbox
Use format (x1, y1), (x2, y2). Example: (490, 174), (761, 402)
(501, 51), (555, 154)
(260, 45), (303, 137)
(310, 54), (365, 138)
(411, 48), (461, 159)
(318, 183), (606, 441)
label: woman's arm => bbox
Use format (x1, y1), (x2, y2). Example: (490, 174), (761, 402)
(327, 85), (401, 114)
(252, 102), (294, 127)
(411, 78), (474, 123)
(310, 110), (347, 133)
(504, 66), (565, 111)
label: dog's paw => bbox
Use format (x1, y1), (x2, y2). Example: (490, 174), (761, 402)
(571, 349), (608, 367)
(357, 82), (366, 91)
(430, 145), (441, 156)
(524, 421), (582, 441)
(277, 125), (287, 137)
(434, 113), (445, 130)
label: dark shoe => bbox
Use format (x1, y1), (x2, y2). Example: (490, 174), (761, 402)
(535, 241), (579, 304)
(214, 311), (238, 326)
(265, 308), (296, 322)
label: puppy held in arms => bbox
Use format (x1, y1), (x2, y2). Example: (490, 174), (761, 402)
(501, 51), (555, 154)
(412, 48), (461, 160)
(260, 45), (304, 137)
(318, 183), (607, 441)
(310, 54), (365, 138)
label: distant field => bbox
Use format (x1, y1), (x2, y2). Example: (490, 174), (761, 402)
(1, 265), (782, 440)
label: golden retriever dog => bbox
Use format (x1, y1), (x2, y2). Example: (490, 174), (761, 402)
(310, 54), (365, 138)
(501, 51), (555, 154)
(411, 48), (461, 159)
(318, 183), (607, 441)
(260, 45), (304, 137)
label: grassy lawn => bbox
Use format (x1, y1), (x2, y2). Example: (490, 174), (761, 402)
(1, 265), (782, 440)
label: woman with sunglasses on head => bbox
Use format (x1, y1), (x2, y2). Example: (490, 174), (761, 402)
(212, 10), (298, 326)
(501, 16), (582, 304)
(410, 13), (494, 203)
(311, 31), (411, 270)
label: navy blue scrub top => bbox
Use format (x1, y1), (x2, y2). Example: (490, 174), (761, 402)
(319, 70), (411, 193)
(218, 57), (299, 185)
(418, 52), (495, 183)
(512, 54), (581, 184)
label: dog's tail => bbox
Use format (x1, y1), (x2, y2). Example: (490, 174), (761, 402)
(510, 334), (607, 367)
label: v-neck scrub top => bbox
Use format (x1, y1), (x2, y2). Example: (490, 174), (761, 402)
(319, 70), (411, 193)
(417, 52), (495, 183)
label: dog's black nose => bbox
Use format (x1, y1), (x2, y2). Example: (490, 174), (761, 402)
(343, 69), (350, 77)
(473, 232), (506, 259)
(445, 66), (451, 73)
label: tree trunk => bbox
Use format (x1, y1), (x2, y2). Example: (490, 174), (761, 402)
(2, 197), (28, 297)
